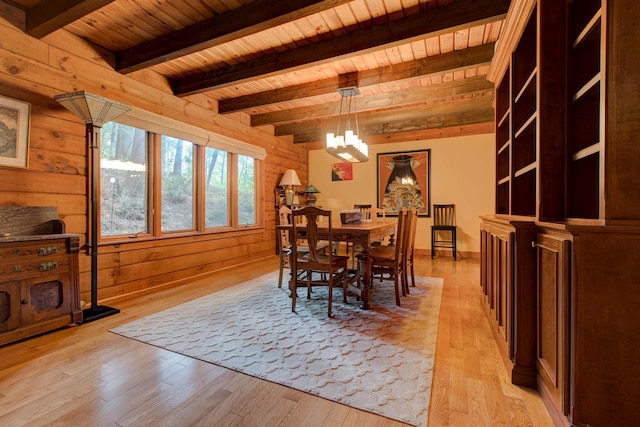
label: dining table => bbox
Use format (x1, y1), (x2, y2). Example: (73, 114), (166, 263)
(278, 219), (396, 310)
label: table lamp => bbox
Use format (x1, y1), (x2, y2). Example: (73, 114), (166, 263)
(279, 169), (301, 205)
(302, 184), (321, 206)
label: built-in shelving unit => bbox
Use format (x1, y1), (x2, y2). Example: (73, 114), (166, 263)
(484, 0), (640, 426)
(495, 70), (510, 214)
(567, 0), (602, 219)
(510, 10), (537, 217)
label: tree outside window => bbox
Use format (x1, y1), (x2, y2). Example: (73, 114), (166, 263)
(238, 154), (256, 225)
(161, 135), (195, 232)
(100, 122), (148, 237)
(204, 147), (229, 228)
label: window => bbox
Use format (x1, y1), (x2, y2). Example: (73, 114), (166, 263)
(161, 136), (195, 232)
(204, 147), (229, 228)
(99, 122), (261, 241)
(100, 122), (148, 237)
(238, 154), (256, 225)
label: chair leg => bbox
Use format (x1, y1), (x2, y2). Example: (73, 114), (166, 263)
(404, 267), (410, 295)
(278, 253), (284, 288)
(290, 277), (297, 312)
(327, 276), (333, 318)
(342, 270), (348, 304)
(394, 268), (401, 306)
(431, 228), (435, 259)
(452, 229), (457, 260)
(410, 258), (416, 287)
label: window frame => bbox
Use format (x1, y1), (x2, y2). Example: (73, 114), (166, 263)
(99, 127), (263, 244)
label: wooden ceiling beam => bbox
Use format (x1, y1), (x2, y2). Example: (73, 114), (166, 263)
(251, 76), (494, 126)
(174, 0), (510, 95)
(279, 95), (495, 142)
(25, 0), (115, 38)
(293, 108), (495, 143)
(362, 122), (496, 145)
(116, 0), (355, 74)
(219, 43), (495, 114)
(303, 122), (496, 147)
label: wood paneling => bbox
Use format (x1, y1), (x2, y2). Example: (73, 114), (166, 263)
(0, 14), (304, 307)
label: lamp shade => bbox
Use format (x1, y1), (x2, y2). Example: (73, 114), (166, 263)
(54, 90), (131, 127)
(279, 169), (301, 186)
(303, 184), (321, 194)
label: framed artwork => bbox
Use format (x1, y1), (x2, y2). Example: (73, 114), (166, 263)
(331, 162), (353, 181)
(0, 95), (30, 168)
(377, 149), (431, 216)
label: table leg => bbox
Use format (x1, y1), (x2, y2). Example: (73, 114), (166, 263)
(357, 250), (372, 310)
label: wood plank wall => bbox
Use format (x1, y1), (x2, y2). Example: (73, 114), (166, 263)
(0, 3), (306, 304)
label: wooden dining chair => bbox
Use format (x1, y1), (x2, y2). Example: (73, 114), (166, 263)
(277, 205), (329, 288)
(369, 207), (410, 306)
(431, 204), (457, 260)
(289, 206), (353, 317)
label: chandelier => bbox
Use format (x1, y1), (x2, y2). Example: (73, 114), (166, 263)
(326, 87), (368, 163)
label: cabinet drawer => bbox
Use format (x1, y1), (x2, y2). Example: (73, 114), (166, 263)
(0, 240), (68, 260)
(0, 255), (69, 279)
(0, 240), (69, 280)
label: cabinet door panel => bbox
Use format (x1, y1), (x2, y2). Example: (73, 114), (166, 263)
(491, 227), (514, 355)
(21, 273), (72, 324)
(536, 233), (570, 415)
(0, 281), (21, 332)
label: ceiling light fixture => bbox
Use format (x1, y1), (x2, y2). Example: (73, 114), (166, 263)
(326, 87), (368, 163)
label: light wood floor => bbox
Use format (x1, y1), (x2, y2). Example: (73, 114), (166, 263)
(0, 255), (554, 426)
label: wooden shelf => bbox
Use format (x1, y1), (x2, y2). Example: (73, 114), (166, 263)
(514, 162), (536, 178)
(573, 9), (602, 48)
(514, 69), (536, 103)
(571, 142), (600, 161)
(573, 73), (601, 101)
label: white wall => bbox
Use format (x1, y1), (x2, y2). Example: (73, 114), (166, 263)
(307, 134), (495, 257)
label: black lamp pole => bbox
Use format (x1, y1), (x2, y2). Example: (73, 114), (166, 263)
(83, 122), (120, 322)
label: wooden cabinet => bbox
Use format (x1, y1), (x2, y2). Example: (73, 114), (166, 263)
(479, 216), (537, 388)
(0, 207), (82, 346)
(485, 0), (640, 425)
(0, 236), (82, 346)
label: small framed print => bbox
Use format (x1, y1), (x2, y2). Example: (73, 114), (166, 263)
(0, 95), (30, 169)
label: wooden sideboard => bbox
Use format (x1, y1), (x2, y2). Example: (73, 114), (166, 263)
(0, 206), (82, 346)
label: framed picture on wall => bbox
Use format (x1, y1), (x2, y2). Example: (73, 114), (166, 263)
(331, 162), (353, 181)
(0, 95), (30, 169)
(377, 149), (431, 216)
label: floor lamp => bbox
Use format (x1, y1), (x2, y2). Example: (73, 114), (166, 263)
(54, 91), (131, 323)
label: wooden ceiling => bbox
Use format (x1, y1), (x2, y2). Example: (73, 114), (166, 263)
(9, 0), (509, 146)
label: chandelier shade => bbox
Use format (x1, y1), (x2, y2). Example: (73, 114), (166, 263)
(326, 87), (368, 163)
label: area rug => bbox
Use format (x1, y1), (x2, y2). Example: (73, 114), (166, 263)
(110, 271), (443, 427)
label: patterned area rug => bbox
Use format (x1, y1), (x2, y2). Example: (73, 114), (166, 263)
(111, 271), (443, 427)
